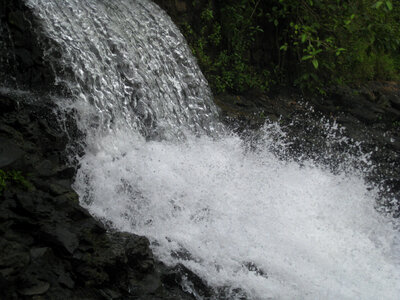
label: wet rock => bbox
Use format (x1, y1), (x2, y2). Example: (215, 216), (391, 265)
(0, 239), (30, 276)
(0, 137), (24, 168)
(1, 0), (57, 90)
(30, 247), (49, 260)
(0, 97), (15, 112)
(58, 272), (75, 289)
(389, 95), (400, 110)
(162, 264), (213, 299)
(19, 280), (50, 296)
(54, 224), (80, 254)
(35, 159), (56, 177)
(56, 166), (76, 179)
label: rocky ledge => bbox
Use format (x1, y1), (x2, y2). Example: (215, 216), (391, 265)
(0, 91), (209, 299)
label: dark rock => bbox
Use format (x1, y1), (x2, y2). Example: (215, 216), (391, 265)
(0, 137), (24, 168)
(35, 159), (56, 177)
(57, 166), (76, 179)
(0, 238), (30, 276)
(54, 224), (80, 254)
(58, 272), (75, 289)
(162, 264), (213, 299)
(30, 247), (50, 260)
(1, 0), (57, 91)
(14, 48), (35, 67)
(7, 11), (28, 32)
(19, 280), (50, 296)
(349, 106), (378, 124)
(389, 95), (400, 110)
(0, 97), (15, 112)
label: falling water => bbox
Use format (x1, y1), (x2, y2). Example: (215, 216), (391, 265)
(25, 0), (400, 299)
(25, 0), (222, 139)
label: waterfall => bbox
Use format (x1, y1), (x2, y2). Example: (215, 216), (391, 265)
(25, 0), (400, 299)
(25, 0), (222, 139)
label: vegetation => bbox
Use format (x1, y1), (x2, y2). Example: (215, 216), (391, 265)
(175, 0), (400, 94)
(0, 169), (32, 194)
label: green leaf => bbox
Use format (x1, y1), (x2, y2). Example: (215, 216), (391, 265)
(373, 1), (383, 8)
(280, 44), (288, 51)
(301, 34), (307, 43)
(386, 0), (393, 10)
(336, 47), (346, 56)
(312, 59), (319, 69)
(301, 55), (313, 61)
(274, 19), (279, 26)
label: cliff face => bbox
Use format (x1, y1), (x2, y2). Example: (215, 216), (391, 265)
(0, 0), (56, 91)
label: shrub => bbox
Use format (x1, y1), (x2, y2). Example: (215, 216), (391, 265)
(172, 0), (400, 94)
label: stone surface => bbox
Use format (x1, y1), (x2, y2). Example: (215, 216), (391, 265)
(0, 137), (24, 168)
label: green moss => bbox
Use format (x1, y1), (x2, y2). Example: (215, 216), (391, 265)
(0, 169), (33, 194)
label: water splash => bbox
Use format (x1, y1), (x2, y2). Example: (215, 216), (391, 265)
(74, 124), (400, 299)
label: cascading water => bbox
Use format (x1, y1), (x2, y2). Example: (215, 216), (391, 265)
(25, 0), (400, 299)
(25, 0), (222, 139)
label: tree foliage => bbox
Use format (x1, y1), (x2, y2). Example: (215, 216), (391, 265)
(176, 0), (400, 94)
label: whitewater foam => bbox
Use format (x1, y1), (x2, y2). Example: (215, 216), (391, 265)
(74, 123), (400, 299)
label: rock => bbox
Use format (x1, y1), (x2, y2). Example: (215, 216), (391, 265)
(19, 280), (50, 296)
(125, 234), (155, 273)
(30, 247), (50, 260)
(54, 224), (80, 254)
(0, 97), (15, 112)
(349, 106), (379, 124)
(0, 239), (30, 274)
(101, 288), (123, 299)
(35, 159), (56, 177)
(56, 166), (76, 179)
(7, 11), (27, 32)
(389, 95), (400, 110)
(0, 137), (24, 168)
(58, 273), (75, 289)
(162, 264), (213, 299)
(1, 0), (57, 90)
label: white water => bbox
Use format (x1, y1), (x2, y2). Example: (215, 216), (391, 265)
(26, 0), (400, 299)
(74, 125), (400, 299)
